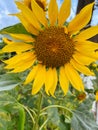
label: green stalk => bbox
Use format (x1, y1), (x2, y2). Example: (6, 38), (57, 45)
(18, 103), (36, 124)
(18, 106), (25, 130)
(33, 93), (43, 130)
(41, 105), (73, 114)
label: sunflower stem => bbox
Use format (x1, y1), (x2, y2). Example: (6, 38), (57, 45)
(33, 92), (43, 130)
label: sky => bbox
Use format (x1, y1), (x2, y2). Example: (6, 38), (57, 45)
(0, 0), (19, 29)
(0, 0), (98, 30)
(0, 0), (98, 29)
(0, 0), (78, 30)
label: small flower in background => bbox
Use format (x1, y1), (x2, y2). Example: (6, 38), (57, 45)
(77, 92), (86, 102)
(2, 0), (98, 96)
(95, 91), (98, 101)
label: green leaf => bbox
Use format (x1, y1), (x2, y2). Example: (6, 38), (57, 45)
(0, 92), (16, 106)
(47, 107), (71, 130)
(0, 73), (21, 91)
(0, 110), (11, 130)
(71, 111), (98, 130)
(0, 23), (28, 34)
(59, 115), (71, 130)
(47, 107), (60, 126)
(71, 98), (98, 130)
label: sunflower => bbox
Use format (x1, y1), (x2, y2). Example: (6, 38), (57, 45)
(2, 0), (98, 96)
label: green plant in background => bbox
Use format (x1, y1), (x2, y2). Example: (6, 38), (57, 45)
(0, 0), (98, 129)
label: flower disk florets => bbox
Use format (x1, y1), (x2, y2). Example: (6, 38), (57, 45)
(34, 26), (75, 68)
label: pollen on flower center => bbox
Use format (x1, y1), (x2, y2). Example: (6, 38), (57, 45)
(34, 26), (75, 68)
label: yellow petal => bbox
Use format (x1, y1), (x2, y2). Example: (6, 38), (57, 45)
(76, 41), (98, 51)
(32, 65), (46, 95)
(64, 26), (68, 34)
(15, 13), (39, 35)
(15, 1), (41, 30)
(75, 41), (98, 59)
(2, 42), (33, 54)
(77, 50), (98, 60)
(45, 68), (54, 95)
(3, 38), (13, 44)
(64, 63), (84, 91)
(49, 68), (58, 97)
(73, 52), (95, 65)
(9, 33), (35, 42)
(59, 67), (69, 95)
(11, 57), (36, 72)
(23, 0), (31, 7)
(24, 64), (41, 84)
(96, 91), (98, 101)
(4, 52), (34, 64)
(5, 54), (35, 73)
(68, 3), (94, 34)
(31, 0), (47, 27)
(58, 0), (71, 26)
(48, 0), (58, 26)
(70, 59), (94, 76)
(5, 54), (35, 70)
(74, 26), (98, 40)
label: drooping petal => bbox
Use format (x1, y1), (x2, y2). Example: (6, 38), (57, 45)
(68, 3), (94, 34)
(15, 1), (41, 30)
(49, 68), (58, 97)
(32, 65), (46, 95)
(24, 64), (41, 84)
(31, 0), (47, 27)
(74, 26), (98, 40)
(59, 67), (69, 95)
(73, 52), (95, 65)
(70, 59), (94, 76)
(45, 68), (54, 95)
(2, 42), (33, 54)
(15, 13), (39, 35)
(48, 0), (58, 25)
(9, 33), (35, 42)
(64, 63), (84, 91)
(58, 0), (71, 26)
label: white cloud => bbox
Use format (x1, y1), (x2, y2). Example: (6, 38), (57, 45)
(0, 0), (19, 29)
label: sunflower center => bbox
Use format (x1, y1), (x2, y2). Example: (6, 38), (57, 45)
(34, 26), (75, 68)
